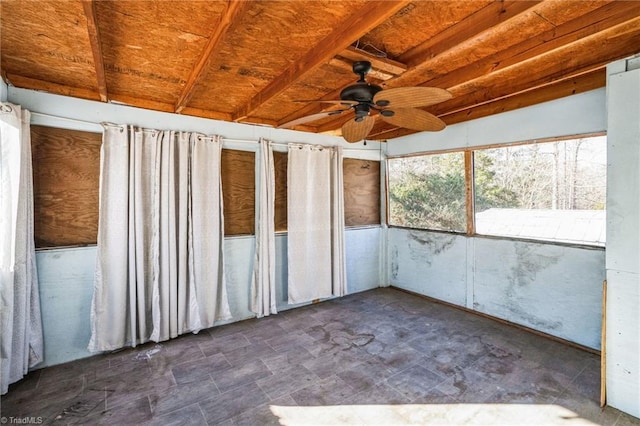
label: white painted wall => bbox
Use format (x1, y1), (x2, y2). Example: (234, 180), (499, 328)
(36, 247), (96, 367)
(386, 88), (609, 350)
(387, 88), (606, 156)
(605, 56), (640, 418)
(0, 78), (8, 102)
(388, 229), (605, 349)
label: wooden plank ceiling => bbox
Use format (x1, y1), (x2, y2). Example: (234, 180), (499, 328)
(2, 0), (639, 141)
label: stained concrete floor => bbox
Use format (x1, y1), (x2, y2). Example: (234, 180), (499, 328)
(1, 288), (638, 425)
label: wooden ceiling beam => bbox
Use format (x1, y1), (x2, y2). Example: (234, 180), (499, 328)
(279, 0), (539, 131)
(441, 68), (606, 126)
(174, 0), (250, 114)
(428, 16), (640, 118)
(315, 2), (637, 135)
(232, 0), (412, 122)
(5, 73), (102, 101)
(81, 0), (108, 102)
(408, 0), (639, 95)
(367, 14), (639, 138)
(398, 1), (541, 67)
(274, 42), (406, 129)
(335, 45), (407, 79)
(368, 69), (606, 140)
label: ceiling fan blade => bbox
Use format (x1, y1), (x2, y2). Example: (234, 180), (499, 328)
(374, 87), (452, 108)
(341, 115), (376, 143)
(293, 100), (359, 106)
(380, 108), (446, 132)
(278, 109), (349, 129)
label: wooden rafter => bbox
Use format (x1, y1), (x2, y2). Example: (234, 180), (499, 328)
(5, 73), (103, 101)
(440, 69), (606, 126)
(174, 0), (249, 113)
(81, 0), (108, 102)
(276, 50), (393, 128)
(433, 17), (640, 117)
(232, 0), (411, 122)
(315, 1), (637, 135)
(334, 46), (407, 80)
(399, 1), (540, 67)
(406, 0), (639, 94)
(368, 69), (606, 140)
(280, 0), (538, 131)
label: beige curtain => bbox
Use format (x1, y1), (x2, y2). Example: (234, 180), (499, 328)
(89, 126), (230, 352)
(251, 139), (277, 317)
(0, 103), (43, 394)
(287, 144), (347, 304)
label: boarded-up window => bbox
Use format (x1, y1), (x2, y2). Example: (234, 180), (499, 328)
(273, 151), (288, 232)
(30, 131), (379, 246)
(31, 125), (101, 248)
(273, 153), (380, 230)
(221, 149), (255, 236)
(343, 158), (381, 226)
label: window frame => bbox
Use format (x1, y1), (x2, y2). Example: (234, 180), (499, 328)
(385, 132), (606, 249)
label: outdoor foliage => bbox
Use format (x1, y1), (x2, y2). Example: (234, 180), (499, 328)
(388, 137), (606, 232)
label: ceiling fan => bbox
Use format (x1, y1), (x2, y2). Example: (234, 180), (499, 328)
(279, 61), (452, 142)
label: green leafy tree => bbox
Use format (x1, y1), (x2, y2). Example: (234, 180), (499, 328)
(389, 152), (518, 231)
(474, 152), (519, 212)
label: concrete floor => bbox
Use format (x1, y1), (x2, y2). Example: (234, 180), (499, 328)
(1, 288), (637, 425)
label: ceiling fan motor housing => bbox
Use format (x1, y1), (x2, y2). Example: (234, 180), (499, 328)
(340, 82), (383, 104)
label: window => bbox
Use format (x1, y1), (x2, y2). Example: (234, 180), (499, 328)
(274, 153), (382, 231)
(388, 152), (466, 232)
(221, 149), (255, 236)
(474, 136), (606, 245)
(386, 134), (606, 247)
(31, 125), (101, 248)
(343, 158), (381, 227)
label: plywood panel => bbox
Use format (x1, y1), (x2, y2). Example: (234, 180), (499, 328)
(343, 158), (381, 226)
(273, 151), (288, 232)
(187, 0), (366, 112)
(221, 149), (255, 236)
(1, 1), (98, 93)
(96, 1), (227, 105)
(31, 125), (101, 248)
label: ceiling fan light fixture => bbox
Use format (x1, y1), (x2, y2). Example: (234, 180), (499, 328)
(281, 60), (452, 142)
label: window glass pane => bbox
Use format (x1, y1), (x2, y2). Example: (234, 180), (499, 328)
(388, 152), (466, 232)
(474, 136), (606, 245)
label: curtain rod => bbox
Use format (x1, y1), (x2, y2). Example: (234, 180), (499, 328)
(28, 112), (383, 153)
(30, 111), (103, 127)
(219, 138), (380, 152)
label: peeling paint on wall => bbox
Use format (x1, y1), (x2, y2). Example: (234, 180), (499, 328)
(406, 230), (457, 266)
(408, 230), (456, 255)
(391, 246), (399, 280)
(508, 243), (560, 292)
(391, 227), (604, 349)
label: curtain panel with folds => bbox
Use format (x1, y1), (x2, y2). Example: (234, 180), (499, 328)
(287, 144), (346, 304)
(0, 103), (44, 394)
(251, 139), (277, 318)
(89, 125), (230, 352)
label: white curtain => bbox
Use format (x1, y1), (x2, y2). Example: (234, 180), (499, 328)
(251, 139), (277, 317)
(89, 126), (230, 352)
(0, 103), (43, 394)
(331, 146), (347, 297)
(287, 144), (347, 304)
